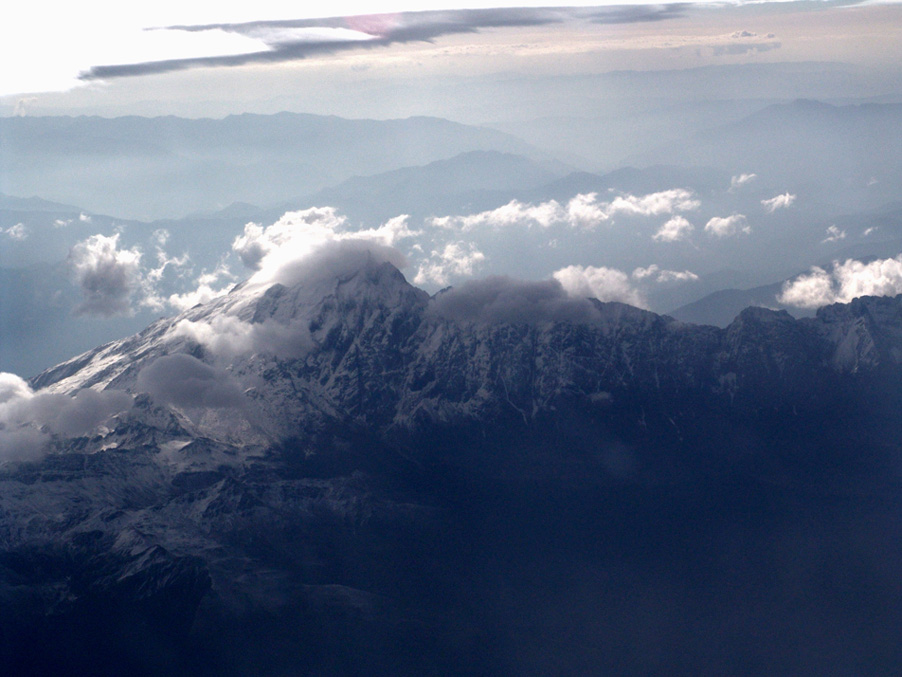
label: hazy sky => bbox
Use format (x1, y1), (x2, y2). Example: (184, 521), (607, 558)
(3, 1), (901, 118)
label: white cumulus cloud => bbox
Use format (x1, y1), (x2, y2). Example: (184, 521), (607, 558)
(632, 264), (698, 283)
(0, 372), (132, 463)
(653, 215), (694, 243)
(705, 214), (750, 238)
(232, 207), (414, 287)
(68, 233), (143, 316)
(607, 189), (700, 217)
(565, 194), (607, 229)
(761, 193), (796, 213)
(429, 189), (700, 232)
(167, 263), (236, 311)
(553, 264), (646, 308)
(430, 199), (566, 231)
(414, 242), (486, 287)
(778, 255), (902, 309)
(3, 223), (27, 241)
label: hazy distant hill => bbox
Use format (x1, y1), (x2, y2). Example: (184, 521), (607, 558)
(0, 264), (159, 378)
(0, 113), (551, 220)
(629, 100), (902, 211)
(669, 281), (793, 327)
(304, 150), (566, 223)
(0, 193), (81, 212)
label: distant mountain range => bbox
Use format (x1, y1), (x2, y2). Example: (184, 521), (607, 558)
(629, 100), (902, 212)
(0, 113), (559, 220)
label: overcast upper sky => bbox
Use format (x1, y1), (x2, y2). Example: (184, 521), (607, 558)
(3, 0), (902, 111)
(6, 1), (685, 95)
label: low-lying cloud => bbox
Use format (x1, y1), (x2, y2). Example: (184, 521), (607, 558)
(429, 276), (604, 325)
(170, 314), (313, 361)
(0, 372), (133, 463)
(136, 354), (247, 409)
(778, 255), (902, 309)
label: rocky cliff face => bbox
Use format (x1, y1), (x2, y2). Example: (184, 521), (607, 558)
(4, 260), (902, 675)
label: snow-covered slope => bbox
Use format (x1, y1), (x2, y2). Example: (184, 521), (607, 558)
(29, 257), (902, 456)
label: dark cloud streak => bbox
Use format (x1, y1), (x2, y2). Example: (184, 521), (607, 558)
(79, 5), (689, 81)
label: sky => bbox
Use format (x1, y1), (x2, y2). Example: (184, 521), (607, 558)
(3, 1), (902, 116)
(4, 1), (700, 96)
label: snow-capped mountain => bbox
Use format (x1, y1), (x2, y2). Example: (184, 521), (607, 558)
(31, 256), (902, 445)
(4, 258), (902, 675)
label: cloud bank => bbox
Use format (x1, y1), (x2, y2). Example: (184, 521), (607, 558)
(430, 276), (605, 325)
(136, 354), (246, 409)
(430, 189), (700, 232)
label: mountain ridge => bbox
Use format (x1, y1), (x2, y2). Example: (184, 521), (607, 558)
(5, 258), (902, 675)
(29, 258), (902, 446)
(0, 112), (550, 219)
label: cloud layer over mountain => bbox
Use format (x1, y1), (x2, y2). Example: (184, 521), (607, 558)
(0, 372), (132, 462)
(779, 255), (902, 308)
